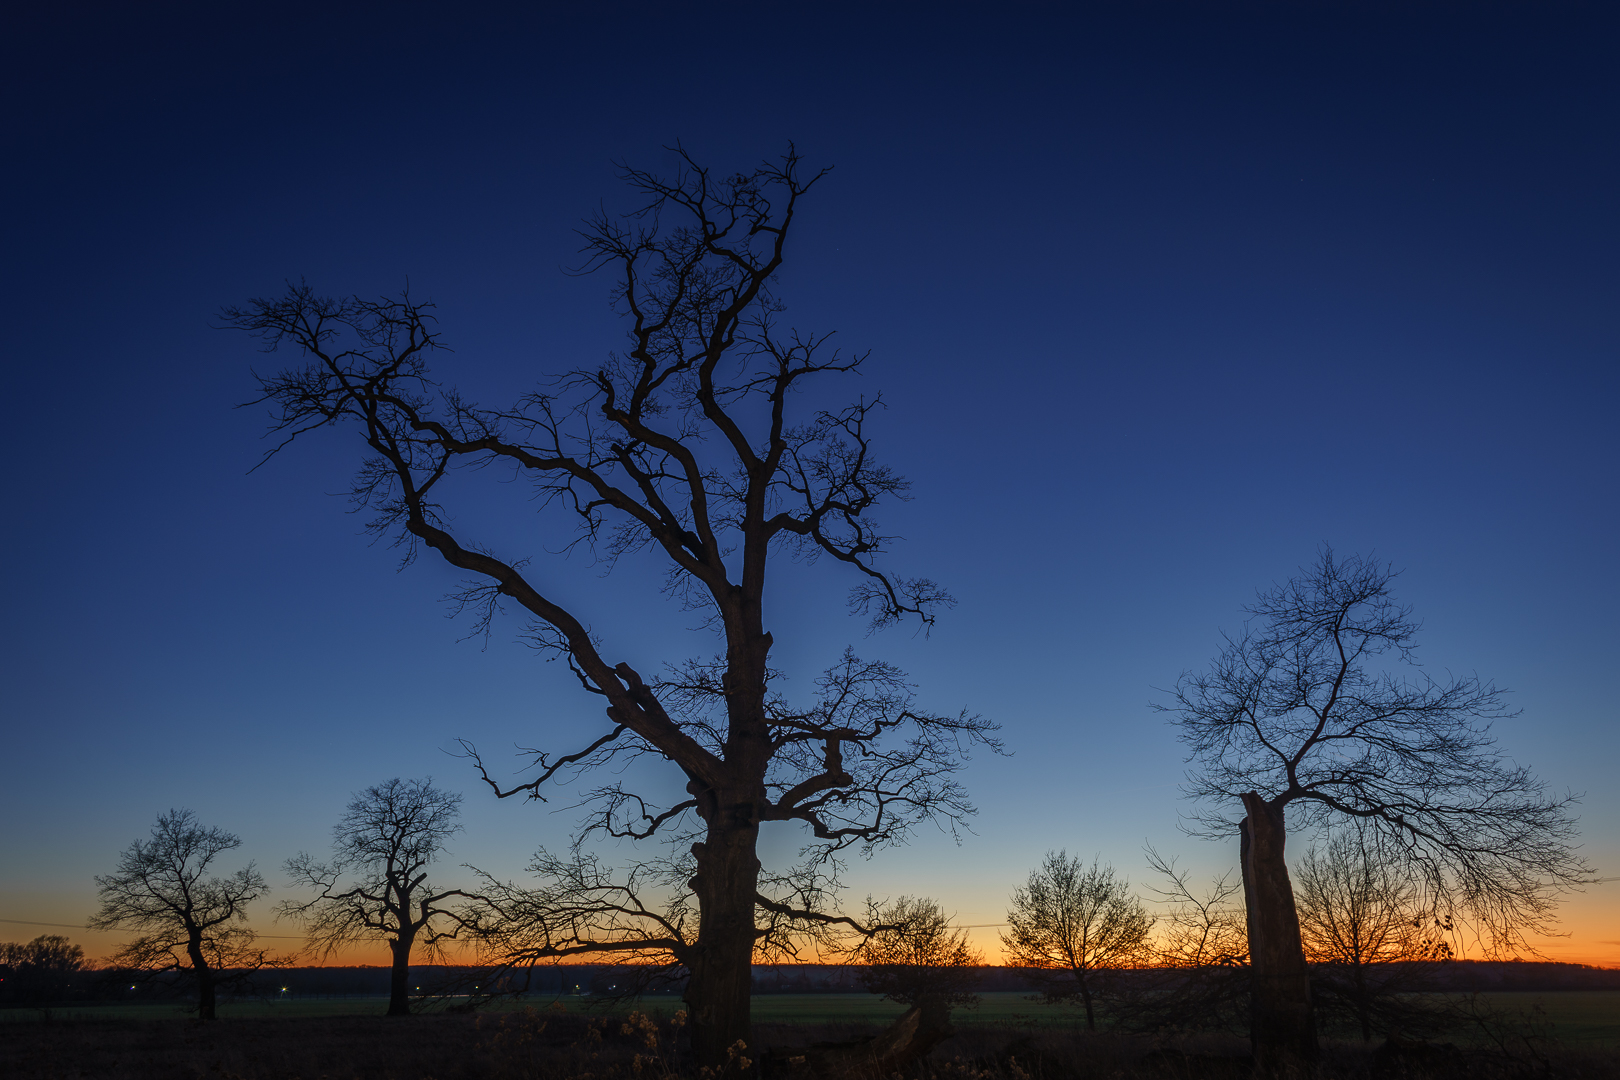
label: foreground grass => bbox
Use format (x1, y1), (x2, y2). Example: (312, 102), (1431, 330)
(2, 1007), (1618, 1080)
(9, 990), (1618, 1044)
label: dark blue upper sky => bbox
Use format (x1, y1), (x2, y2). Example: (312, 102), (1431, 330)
(3, 2), (1615, 963)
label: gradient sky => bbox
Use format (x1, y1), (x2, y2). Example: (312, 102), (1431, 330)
(3, 3), (1616, 969)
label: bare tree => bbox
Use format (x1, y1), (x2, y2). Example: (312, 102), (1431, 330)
(90, 809), (271, 1020)
(1296, 827), (1455, 1041)
(1119, 847), (1252, 1035)
(1144, 846), (1247, 973)
(856, 895), (982, 1011)
(1002, 852), (1153, 1030)
(1162, 548), (1593, 1072)
(224, 147), (999, 1069)
(280, 777), (478, 1016)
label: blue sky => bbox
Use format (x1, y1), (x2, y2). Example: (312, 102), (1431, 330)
(2, 2), (1615, 965)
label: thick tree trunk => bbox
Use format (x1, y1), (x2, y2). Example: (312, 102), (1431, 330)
(685, 808), (763, 1073)
(387, 931), (415, 1016)
(188, 935), (217, 1021)
(1239, 792), (1317, 1075)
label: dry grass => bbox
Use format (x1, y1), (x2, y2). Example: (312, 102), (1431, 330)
(2, 1008), (1618, 1080)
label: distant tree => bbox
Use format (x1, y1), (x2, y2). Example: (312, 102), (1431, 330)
(89, 809), (271, 1019)
(1002, 852), (1153, 1030)
(1296, 828), (1455, 1041)
(0, 935), (86, 1010)
(856, 895), (982, 1012)
(1144, 847), (1247, 972)
(225, 145), (1000, 1071)
(1128, 847), (1250, 1034)
(280, 777), (478, 1016)
(1163, 548), (1593, 1073)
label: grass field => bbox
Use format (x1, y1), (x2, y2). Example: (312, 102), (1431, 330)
(7, 990), (1619, 1045)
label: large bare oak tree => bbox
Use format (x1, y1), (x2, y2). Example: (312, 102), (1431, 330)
(90, 810), (271, 1020)
(225, 148), (997, 1068)
(1162, 548), (1592, 1073)
(280, 777), (477, 1016)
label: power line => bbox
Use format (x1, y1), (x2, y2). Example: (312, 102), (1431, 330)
(1, 917), (306, 940)
(1, 918), (87, 929)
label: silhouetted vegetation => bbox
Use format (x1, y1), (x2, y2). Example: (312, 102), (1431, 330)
(224, 145), (1001, 1071)
(3, 1001), (1619, 1080)
(1003, 853), (1154, 1030)
(279, 777), (482, 1016)
(1162, 549), (1595, 1071)
(0, 935), (86, 1013)
(88, 810), (275, 1019)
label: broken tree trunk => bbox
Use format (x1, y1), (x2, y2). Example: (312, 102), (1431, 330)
(1239, 792), (1318, 1076)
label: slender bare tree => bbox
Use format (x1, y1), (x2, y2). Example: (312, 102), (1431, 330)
(1296, 828), (1455, 1041)
(1002, 852), (1153, 1030)
(1162, 548), (1592, 1072)
(90, 809), (271, 1020)
(857, 895), (982, 1011)
(280, 778), (478, 1016)
(1130, 847), (1250, 1034)
(224, 147), (998, 1069)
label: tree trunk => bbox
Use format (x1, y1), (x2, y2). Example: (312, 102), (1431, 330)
(387, 930), (414, 1016)
(188, 934), (217, 1021)
(1079, 979), (1096, 1031)
(685, 809), (763, 1073)
(1353, 963), (1372, 1042)
(1239, 792), (1317, 1075)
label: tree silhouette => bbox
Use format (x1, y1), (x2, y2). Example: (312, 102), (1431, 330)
(1162, 548), (1592, 1072)
(856, 894), (981, 1021)
(224, 147), (998, 1068)
(0, 935), (86, 1011)
(90, 810), (271, 1020)
(280, 778), (478, 1016)
(1296, 827), (1456, 1042)
(1001, 852), (1153, 1030)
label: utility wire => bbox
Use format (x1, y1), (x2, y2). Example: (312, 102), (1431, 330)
(1, 917), (306, 940)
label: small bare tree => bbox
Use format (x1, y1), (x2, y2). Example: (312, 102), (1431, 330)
(1115, 847), (1253, 1035)
(280, 778), (478, 1016)
(225, 148), (999, 1069)
(90, 809), (271, 1020)
(1296, 828), (1455, 1041)
(857, 895), (982, 1011)
(1144, 846), (1248, 972)
(1162, 548), (1593, 1072)
(1002, 852), (1153, 1030)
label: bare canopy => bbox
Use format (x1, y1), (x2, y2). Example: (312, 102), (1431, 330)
(1001, 852), (1153, 1031)
(90, 809), (271, 1020)
(280, 778), (478, 1016)
(1162, 549), (1593, 1070)
(225, 147), (998, 1069)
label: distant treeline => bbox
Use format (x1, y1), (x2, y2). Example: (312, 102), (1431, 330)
(6, 959), (1616, 1009)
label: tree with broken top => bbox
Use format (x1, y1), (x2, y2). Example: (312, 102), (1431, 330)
(1162, 548), (1592, 1073)
(225, 146), (999, 1070)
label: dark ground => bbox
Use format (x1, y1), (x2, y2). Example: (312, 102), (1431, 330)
(3, 1010), (1620, 1080)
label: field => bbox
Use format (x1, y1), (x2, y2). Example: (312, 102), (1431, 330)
(5, 991), (1618, 1080)
(7, 990), (1620, 1042)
